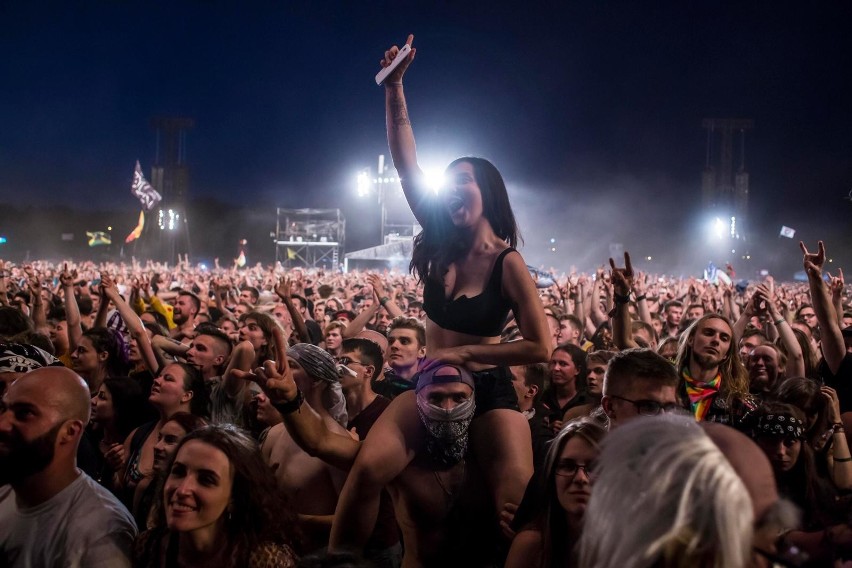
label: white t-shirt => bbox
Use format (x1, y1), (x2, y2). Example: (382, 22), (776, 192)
(0, 472), (137, 567)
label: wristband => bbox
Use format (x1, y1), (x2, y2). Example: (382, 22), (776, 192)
(834, 422), (845, 431)
(379, 296), (390, 306)
(834, 429), (846, 435)
(634, 294), (646, 302)
(835, 456), (852, 462)
(271, 389), (304, 416)
(614, 292), (631, 305)
(774, 318), (786, 326)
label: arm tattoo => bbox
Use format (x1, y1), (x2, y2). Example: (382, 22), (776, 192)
(389, 92), (411, 128)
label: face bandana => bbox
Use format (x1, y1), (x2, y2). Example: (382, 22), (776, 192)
(416, 394), (476, 468)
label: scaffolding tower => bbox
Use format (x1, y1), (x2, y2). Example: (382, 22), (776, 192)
(274, 208), (345, 269)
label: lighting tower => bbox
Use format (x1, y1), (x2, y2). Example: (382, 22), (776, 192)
(150, 116), (194, 262)
(701, 118), (753, 243)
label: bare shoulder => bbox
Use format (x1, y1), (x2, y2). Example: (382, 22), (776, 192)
(506, 529), (544, 568)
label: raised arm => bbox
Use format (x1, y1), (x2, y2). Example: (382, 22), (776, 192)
(60, 264), (83, 352)
(383, 35), (427, 225)
(758, 282), (805, 378)
(26, 269), (49, 335)
(801, 241), (845, 374)
(610, 253), (638, 350)
(100, 273), (160, 375)
(235, 358), (360, 472)
(275, 277), (310, 344)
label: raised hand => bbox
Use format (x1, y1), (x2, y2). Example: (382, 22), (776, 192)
(275, 277), (292, 301)
(608, 252), (634, 296)
(99, 272), (119, 300)
(800, 240), (826, 277)
(367, 273), (389, 301)
(829, 268), (845, 300)
(380, 34), (416, 85)
(821, 386), (842, 425)
(59, 263), (77, 287)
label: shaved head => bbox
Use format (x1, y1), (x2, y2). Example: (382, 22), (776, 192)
(14, 366), (91, 425)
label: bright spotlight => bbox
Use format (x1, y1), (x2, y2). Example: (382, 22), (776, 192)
(422, 168), (446, 194)
(356, 170), (370, 197)
(713, 217), (725, 240)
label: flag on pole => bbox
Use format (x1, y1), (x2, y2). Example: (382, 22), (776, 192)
(286, 248), (298, 261)
(235, 250), (246, 268)
(779, 226), (796, 239)
(131, 161), (162, 211)
(125, 211), (145, 243)
(87, 231), (112, 247)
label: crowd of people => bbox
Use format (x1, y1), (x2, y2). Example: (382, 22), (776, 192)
(2, 36), (852, 568)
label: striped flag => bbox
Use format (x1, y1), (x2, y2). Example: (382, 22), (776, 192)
(131, 161), (162, 211)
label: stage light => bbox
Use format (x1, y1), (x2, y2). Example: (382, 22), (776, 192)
(712, 217), (725, 240)
(356, 170), (370, 197)
(422, 168), (446, 194)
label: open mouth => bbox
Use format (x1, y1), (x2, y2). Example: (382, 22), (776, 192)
(447, 196), (464, 213)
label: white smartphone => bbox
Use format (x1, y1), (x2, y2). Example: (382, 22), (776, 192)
(375, 44), (411, 86)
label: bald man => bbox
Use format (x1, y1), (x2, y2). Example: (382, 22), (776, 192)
(0, 366), (136, 567)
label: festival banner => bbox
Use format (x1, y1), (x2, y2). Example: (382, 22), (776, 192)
(131, 160), (162, 211)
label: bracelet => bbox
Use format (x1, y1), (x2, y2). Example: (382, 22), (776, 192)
(834, 422), (845, 431)
(834, 456), (852, 462)
(774, 318), (785, 326)
(379, 296), (390, 306)
(271, 389), (304, 416)
(614, 292), (631, 305)
(634, 294), (646, 302)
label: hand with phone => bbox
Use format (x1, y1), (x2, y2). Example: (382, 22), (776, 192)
(377, 34), (416, 86)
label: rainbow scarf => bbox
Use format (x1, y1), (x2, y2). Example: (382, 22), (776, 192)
(682, 368), (721, 421)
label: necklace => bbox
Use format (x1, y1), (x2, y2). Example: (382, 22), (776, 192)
(433, 460), (465, 510)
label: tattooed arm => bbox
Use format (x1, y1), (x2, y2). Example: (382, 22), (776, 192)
(382, 35), (428, 224)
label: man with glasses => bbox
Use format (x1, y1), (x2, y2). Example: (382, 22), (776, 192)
(601, 348), (680, 429)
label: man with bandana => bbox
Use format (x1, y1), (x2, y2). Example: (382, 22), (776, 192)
(0, 366), (137, 566)
(240, 359), (495, 566)
(259, 343), (349, 552)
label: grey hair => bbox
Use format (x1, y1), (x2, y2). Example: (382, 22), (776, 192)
(578, 415), (753, 568)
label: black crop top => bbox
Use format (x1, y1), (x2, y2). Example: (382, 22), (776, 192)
(423, 247), (516, 337)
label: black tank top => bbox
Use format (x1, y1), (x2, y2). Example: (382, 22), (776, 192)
(423, 247), (515, 337)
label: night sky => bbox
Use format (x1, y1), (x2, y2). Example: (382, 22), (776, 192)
(1, 1), (850, 274)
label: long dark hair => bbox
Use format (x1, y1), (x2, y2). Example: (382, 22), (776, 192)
(410, 157), (519, 283)
(84, 327), (131, 377)
(536, 419), (606, 568)
(755, 402), (838, 530)
(147, 425), (299, 566)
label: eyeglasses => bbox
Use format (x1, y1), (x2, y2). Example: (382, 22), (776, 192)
(555, 459), (596, 479)
(335, 356), (367, 367)
(609, 395), (681, 416)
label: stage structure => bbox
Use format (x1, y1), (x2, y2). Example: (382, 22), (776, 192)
(274, 208), (344, 269)
(701, 118), (753, 243)
(346, 154), (421, 270)
(149, 116), (194, 263)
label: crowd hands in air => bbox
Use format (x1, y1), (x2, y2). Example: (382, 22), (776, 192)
(0, 240), (850, 567)
(3, 35), (852, 568)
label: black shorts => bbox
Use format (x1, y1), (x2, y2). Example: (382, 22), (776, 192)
(472, 366), (520, 416)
